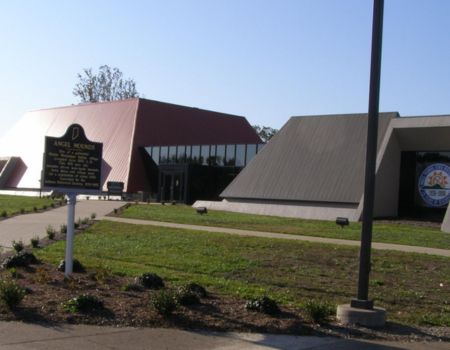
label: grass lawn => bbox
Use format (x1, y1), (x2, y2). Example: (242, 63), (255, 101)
(36, 220), (450, 327)
(0, 194), (58, 217)
(120, 204), (450, 250)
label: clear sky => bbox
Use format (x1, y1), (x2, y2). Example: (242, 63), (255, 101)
(1, 0), (449, 138)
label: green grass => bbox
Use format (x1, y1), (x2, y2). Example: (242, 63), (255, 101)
(36, 220), (450, 326)
(0, 195), (58, 217)
(120, 204), (450, 249)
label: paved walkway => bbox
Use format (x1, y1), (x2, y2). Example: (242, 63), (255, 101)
(0, 321), (448, 350)
(0, 200), (125, 249)
(104, 217), (450, 257)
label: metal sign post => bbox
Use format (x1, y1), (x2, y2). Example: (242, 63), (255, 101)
(65, 193), (76, 277)
(42, 124), (103, 277)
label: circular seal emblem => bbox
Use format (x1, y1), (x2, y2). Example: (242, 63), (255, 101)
(418, 163), (450, 207)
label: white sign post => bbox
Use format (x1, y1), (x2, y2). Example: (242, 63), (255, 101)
(65, 193), (76, 277)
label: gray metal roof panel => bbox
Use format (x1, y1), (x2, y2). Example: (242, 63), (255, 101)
(221, 112), (397, 203)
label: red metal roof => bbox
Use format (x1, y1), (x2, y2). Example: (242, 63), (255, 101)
(0, 98), (261, 192)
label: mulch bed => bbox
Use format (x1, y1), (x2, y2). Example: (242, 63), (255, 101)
(0, 257), (448, 342)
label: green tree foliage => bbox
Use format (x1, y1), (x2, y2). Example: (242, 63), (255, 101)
(73, 65), (139, 103)
(252, 125), (278, 142)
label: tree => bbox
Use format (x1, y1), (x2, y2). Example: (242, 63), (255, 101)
(73, 65), (139, 103)
(252, 125), (278, 143)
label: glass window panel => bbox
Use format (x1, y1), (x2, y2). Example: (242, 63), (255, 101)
(235, 144), (245, 167)
(185, 145), (192, 162)
(208, 145), (216, 165)
(201, 145), (209, 165)
(257, 143), (265, 153)
(216, 145), (225, 166)
(168, 146), (177, 162)
(245, 144), (256, 165)
(191, 145), (200, 163)
(225, 144), (235, 166)
(177, 145), (186, 163)
(151, 147), (160, 165)
(160, 146), (168, 164)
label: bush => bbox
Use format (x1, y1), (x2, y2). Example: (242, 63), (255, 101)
(1, 252), (39, 269)
(135, 273), (164, 289)
(46, 225), (55, 240)
(90, 213), (97, 220)
(57, 259), (86, 273)
(8, 267), (22, 279)
(62, 294), (103, 313)
(33, 206), (38, 212)
(184, 283), (207, 298)
(60, 224), (67, 234)
(174, 285), (200, 306)
(245, 296), (280, 315)
(151, 290), (177, 316)
(121, 283), (144, 292)
(12, 240), (24, 253)
(20, 208), (25, 214)
(1, 210), (7, 218)
(30, 236), (39, 248)
(0, 278), (25, 309)
(42, 205), (47, 210)
(303, 299), (335, 324)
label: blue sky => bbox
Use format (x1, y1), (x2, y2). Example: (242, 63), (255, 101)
(1, 0), (449, 138)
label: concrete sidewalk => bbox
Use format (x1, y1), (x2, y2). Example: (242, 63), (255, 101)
(0, 321), (448, 350)
(103, 217), (450, 257)
(0, 200), (125, 249)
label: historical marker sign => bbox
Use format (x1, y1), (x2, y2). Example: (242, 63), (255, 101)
(42, 124), (103, 192)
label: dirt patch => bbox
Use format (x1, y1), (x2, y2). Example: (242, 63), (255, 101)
(0, 258), (448, 342)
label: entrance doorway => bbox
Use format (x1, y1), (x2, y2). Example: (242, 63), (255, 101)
(158, 165), (187, 203)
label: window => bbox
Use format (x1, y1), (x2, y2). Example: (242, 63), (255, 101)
(216, 145), (225, 166)
(160, 146), (168, 164)
(177, 145), (186, 163)
(235, 144), (245, 167)
(225, 144), (235, 166)
(246, 144), (256, 165)
(201, 145), (210, 165)
(151, 147), (160, 165)
(169, 146), (177, 162)
(191, 145), (200, 163)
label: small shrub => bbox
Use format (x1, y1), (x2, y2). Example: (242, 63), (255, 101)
(20, 208), (25, 214)
(62, 294), (103, 313)
(245, 296), (279, 315)
(91, 266), (112, 283)
(151, 290), (176, 316)
(81, 217), (89, 225)
(1, 252), (39, 269)
(33, 206), (38, 212)
(113, 208), (118, 214)
(1, 210), (7, 218)
(60, 224), (67, 234)
(0, 278), (25, 309)
(303, 299), (335, 324)
(184, 283), (207, 298)
(90, 212), (97, 220)
(33, 267), (52, 284)
(121, 283), (144, 292)
(42, 205), (47, 210)
(74, 219), (81, 229)
(8, 267), (22, 279)
(46, 225), (55, 240)
(174, 285), (200, 306)
(12, 240), (24, 253)
(135, 273), (164, 289)
(30, 236), (39, 248)
(57, 259), (86, 273)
